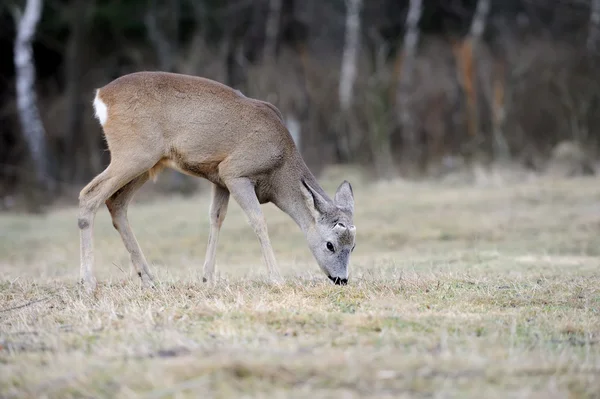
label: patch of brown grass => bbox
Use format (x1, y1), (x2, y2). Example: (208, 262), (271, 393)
(1, 174), (600, 398)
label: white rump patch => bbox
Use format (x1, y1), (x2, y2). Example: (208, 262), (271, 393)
(93, 89), (108, 126)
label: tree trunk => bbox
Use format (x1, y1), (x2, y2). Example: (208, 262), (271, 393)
(286, 114), (301, 149)
(396, 0), (423, 170)
(470, 0), (490, 39)
(294, 43), (311, 162)
(588, 0), (600, 53)
(369, 92), (396, 179)
(458, 0), (490, 154)
(263, 0), (282, 61)
(492, 58), (510, 161)
(66, 0), (97, 183)
(338, 0), (362, 162)
(339, 0), (361, 112)
(367, 31), (396, 179)
(468, 0), (490, 138)
(13, 0), (52, 193)
(145, 0), (175, 72)
(181, 2), (206, 76)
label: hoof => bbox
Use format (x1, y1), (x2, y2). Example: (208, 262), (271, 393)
(81, 278), (98, 296)
(140, 273), (156, 289)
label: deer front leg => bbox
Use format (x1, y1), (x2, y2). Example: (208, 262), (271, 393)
(224, 177), (283, 283)
(202, 184), (230, 283)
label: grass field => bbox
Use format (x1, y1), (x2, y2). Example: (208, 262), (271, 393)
(1, 172), (599, 398)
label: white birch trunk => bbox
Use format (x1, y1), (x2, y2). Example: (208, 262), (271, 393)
(396, 0), (423, 161)
(470, 0), (490, 39)
(263, 0), (282, 61)
(336, 0), (362, 161)
(588, 0), (600, 53)
(339, 0), (362, 112)
(13, 0), (50, 189)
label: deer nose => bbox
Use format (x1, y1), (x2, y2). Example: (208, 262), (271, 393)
(328, 276), (348, 285)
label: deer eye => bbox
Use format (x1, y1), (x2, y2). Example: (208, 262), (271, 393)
(326, 242), (335, 252)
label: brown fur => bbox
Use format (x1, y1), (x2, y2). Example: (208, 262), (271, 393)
(78, 71), (354, 294)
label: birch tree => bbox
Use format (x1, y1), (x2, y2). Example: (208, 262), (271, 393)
(338, 0), (362, 161)
(396, 0), (423, 168)
(339, 0), (362, 112)
(13, 0), (52, 191)
(470, 0), (490, 43)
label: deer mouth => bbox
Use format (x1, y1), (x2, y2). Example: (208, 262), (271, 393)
(328, 276), (348, 286)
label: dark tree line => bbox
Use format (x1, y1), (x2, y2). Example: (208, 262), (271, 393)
(1, 0), (599, 209)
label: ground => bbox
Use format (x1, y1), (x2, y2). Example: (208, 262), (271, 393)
(0, 172), (599, 398)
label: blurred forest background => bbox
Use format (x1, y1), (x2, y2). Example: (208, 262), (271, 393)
(1, 0), (600, 211)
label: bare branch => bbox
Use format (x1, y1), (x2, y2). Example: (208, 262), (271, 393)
(0, 296), (53, 314)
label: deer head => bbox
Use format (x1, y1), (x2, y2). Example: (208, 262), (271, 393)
(301, 180), (356, 285)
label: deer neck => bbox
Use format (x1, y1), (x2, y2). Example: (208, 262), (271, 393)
(271, 158), (331, 235)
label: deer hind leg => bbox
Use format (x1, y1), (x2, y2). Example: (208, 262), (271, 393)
(202, 184), (230, 283)
(105, 171), (154, 288)
(78, 157), (158, 295)
(222, 177), (282, 283)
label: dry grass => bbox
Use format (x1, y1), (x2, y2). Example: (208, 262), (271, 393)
(1, 172), (600, 398)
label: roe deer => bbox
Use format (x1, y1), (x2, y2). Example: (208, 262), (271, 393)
(79, 71), (356, 294)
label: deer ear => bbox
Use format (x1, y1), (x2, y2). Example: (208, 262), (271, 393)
(301, 179), (329, 218)
(334, 180), (354, 215)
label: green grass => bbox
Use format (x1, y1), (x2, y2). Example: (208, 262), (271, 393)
(1, 173), (599, 398)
